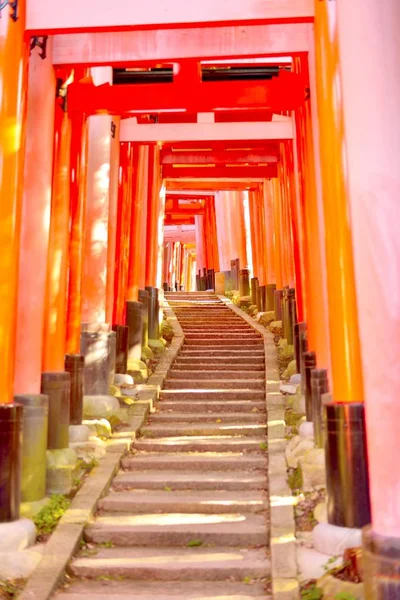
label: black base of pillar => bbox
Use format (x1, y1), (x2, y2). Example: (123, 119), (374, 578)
(311, 368), (329, 448)
(41, 372), (71, 450)
(65, 354), (84, 425)
(324, 402), (371, 528)
(239, 269), (250, 297)
(294, 321), (306, 374)
(125, 301), (143, 361)
(0, 404), (23, 522)
(146, 286), (160, 340)
(266, 283), (276, 312)
(274, 289), (283, 321)
(112, 324), (129, 374)
(304, 351), (317, 422)
(363, 526), (400, 600)
(250, 277), (259, 306)
(138, 290), (150, 347)
(14, 394), (48, 503)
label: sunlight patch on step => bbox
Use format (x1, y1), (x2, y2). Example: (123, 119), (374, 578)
(270, 495), (298, 508)
(97, 513), (247, 526)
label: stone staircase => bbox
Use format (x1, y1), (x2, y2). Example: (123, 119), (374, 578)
(56, 293), (271, 600)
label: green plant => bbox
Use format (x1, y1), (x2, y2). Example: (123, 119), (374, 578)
(243, 576), (252, 585)
(259, 442), (268, 451)
(334, 594), (357, 600)
(0, 578), (27, 598)
(323, 555), (340, 571)
(187, 539), (203, 547)
(301, 584), (323, 600)
(33, 494), (70, 535)
(98, 541), (114, 548)
(288, 467), (302, 492)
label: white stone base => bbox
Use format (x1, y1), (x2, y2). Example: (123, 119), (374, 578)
(114, 373), (134, 386)
(20, 497), (50, 519)
(0, 518), (36, 551)
(69, 424), (91, 443)
(297, 546), (342, 582)
(312, 522), (362, 556)
(83, 394), (120, 419)
(285, 435), (315, 469)
(299, 421), (314, 439)
(0, 545), (44, 579)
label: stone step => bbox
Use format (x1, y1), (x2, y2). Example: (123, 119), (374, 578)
(99, 489), (268, 514)
(112, 470), (267, 491)
(164, 379), (265, 390)
(180, 326), (255, 330)
(70, 546), (269, 581)
(56, 580), (271, 599)
(168, 370), (264, 380)
(157, 400), (266, 413)
(132, 436), (268, 453)
(184, 339), (263, 346)
(173, 363), (264, 372)
(149, 411), (266, 423)
(140, 423), (266, 438)
(184, 333), (260, 339)
(121, 452), (268, 472)
(84, 513), (268, 547)
(159, 389), (265, 400)
(174, 357), (265, 366)
(179, 347), (264, 355)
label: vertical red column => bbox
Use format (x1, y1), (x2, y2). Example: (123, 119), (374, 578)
(145, 144), (162, 288)
(42, 78), (72, 372)
(0, 0), (29, 401)
(127, 145), (149, 301)
(66, 99), (89, 354)
(113, 142), (134, 324)
(14, 41), (56, 394)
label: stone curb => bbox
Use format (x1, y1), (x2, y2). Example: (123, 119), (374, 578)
(18, 302), (184, 600)
(218, 296), (299, 600)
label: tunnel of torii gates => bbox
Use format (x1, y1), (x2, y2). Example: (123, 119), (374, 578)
(0, 0), (399, 592)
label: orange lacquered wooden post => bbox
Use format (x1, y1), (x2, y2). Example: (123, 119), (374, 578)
(295, 54), (330, 370)
(14, 41), (56, 395)
(271, 178), (283, 290)
(42, 89), (72, 372)
(66, 107), (88, 353)
(248, 190), (260, 279)
(127, 145), (149, 301)
(145, 144), (161, 287)
(0, 0), (29, 401)
(263, 180), (276, 285)
(255, 186), (267, 286)
(113, 142), (134, 324)
(314, 0), (363, 402)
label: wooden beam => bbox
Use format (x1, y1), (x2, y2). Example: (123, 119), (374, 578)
(120, 120), (293, 142)
(27, 0), (314, 35)
(67, 70), (306, 114)
(166, 180), (264, 191)
(52, 23), (311, 66)
(161, 149), (278, 164)
(162, 165), (277, 178)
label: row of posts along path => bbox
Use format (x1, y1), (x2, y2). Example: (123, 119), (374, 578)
(56, 292), (272, 599)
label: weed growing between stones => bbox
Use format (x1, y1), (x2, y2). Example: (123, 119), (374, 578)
(287, 466), (302, 493)
(33, 495), (71, 540)
(0, 578), (27, 599)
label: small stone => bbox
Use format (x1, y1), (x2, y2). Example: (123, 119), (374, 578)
(259, 311), (275, 327)
(285, 435), (314, 469)
(270, 320), (283, 335)
(292, 393), (306, 414)
(300, 448), (326, 491)
(69, 424), (91, 443)
(115, 373), (134, 386)
(280, 383), (297, 395)
(109, 384), (122, 397)
(299, 421), (314, 439)
(0, 519), (36, 551)
(83, 418), (112, 438)
(149, 338), (166, 350)
(83, 395), (120, 419)
(141, 347), (154, 360)
(283, 359), (297, 380)
(313, 522), (362, 556)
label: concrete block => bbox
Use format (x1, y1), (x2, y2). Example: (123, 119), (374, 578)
(273, 579), (299, 600)
(271, 535), (297, 578)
